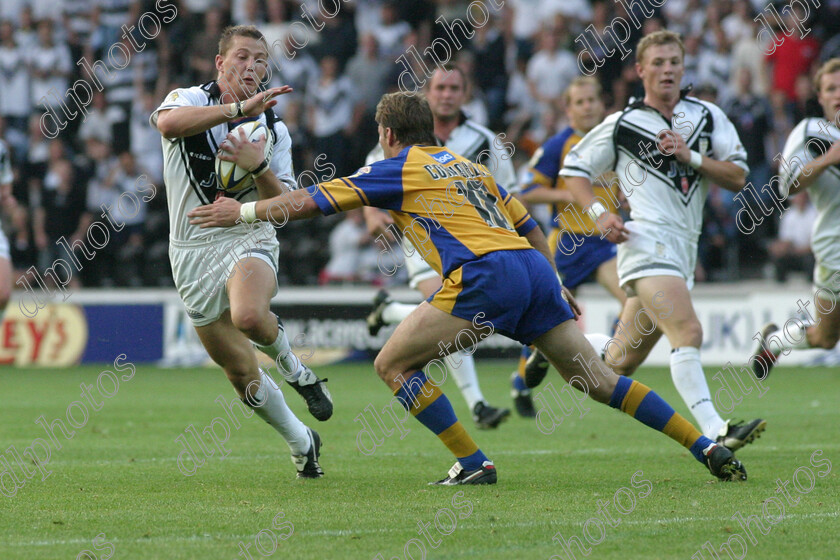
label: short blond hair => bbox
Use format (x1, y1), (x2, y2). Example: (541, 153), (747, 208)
(814, 58), (840, 92)
(218, 25), (266, 56)
(636, 30), (685, 64)
(563, 76), (602, 106)
(375, 92), (436, 146)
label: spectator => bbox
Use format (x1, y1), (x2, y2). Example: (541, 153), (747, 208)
(78, 90), (118, 145)
(724, 67), (774, 192)
(187, 6), (225, 83)
(373, 1), (411, 60)
(767, 12), (820, 100)
(768, 192), (817, 283)
(471, 14), (508, 130)
(28, 19), (72, 113)
(0, 20), (30, 143)
(306, 56), (355, 177)
(526, 26), (578, 118)
(33, 141), (89, 289)
(87, 151), (148, 286)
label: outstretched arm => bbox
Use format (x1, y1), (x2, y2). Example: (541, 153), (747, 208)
(188, 188), (321, 229)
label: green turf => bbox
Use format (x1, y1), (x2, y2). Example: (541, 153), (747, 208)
(0, 362), (838, 559)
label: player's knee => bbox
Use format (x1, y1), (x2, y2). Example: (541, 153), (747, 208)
(230, 307), (263, 338)
(373, 354), (390, 381)
(671, 317), (702, 347)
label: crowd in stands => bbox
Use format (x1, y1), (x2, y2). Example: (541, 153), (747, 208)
(0, 0), (834, 288)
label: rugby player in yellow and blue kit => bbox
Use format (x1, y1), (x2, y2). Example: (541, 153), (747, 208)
(511, 77), (626, 417)
(189, 91), (748, 484)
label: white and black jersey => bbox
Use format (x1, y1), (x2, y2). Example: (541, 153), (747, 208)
(151, 81), (296, 245)
(562, 95), (749, 241)
(780, 118), (840, 267)
(364, 111), (517, 191)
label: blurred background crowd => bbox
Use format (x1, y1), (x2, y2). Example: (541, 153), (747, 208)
(0, 0), (836, 288)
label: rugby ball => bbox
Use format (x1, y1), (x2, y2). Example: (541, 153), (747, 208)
(215, 120), (273, 193)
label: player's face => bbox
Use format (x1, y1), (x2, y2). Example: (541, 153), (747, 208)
(636, 43), (684, 102)
(425, 70), (467, 122)
(817, 70), (840, 120)
(566, 83), (605, 133)
(216, 35), (269, 101)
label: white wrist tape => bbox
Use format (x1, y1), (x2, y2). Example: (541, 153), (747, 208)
(689, 150), (703, 170)
(586, 201), (608, 222)
(240, 201), (258, 224)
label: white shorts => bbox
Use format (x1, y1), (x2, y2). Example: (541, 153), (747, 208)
(814, 262), (840, 303)
(0, 229), (9, 261)
(617, 221), (697, 294)
(402, 237), (438, 290)
(169, 233), (279, 327)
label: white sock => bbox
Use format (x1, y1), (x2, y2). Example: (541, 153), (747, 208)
(248, 370), (310, 455)
(255, 320), (303, 382)
(584, 333), (612, 358)
(446, 352), (484, 410)
(670, 347), (725, 438)
(382, 302), (417, 324)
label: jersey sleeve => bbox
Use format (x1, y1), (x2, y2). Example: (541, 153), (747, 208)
(269, 118), (297, 190)
(560, 112), (620, 180)
(308, 158), (405, 216)
(150, 87), (206, 130)
(485, 136), (518, 193)
(522, 136), (565, 194)
(499, 185), (538, 235)
(779, 119), (810, 198)
(707, 101), (750, 175)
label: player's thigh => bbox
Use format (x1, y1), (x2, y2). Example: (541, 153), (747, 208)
(595, 257), (626, 305)
(415, 276), (443, 299)
(632, 275), (701, 348)
(532, 319), (618, 403)
(195, 310), (260, 380)
(374, 301), (475, 390)
(812, 293), (840, 348)
(608, 295), (662, 375)
(226, 257), (277, 323)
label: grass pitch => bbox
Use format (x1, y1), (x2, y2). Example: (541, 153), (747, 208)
(0, 362), (838, 559)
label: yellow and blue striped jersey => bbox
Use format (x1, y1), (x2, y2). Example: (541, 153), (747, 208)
(522, 126), (620, 235)
(309, 145), (538, 278)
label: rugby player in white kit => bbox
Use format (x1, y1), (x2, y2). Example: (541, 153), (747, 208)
(151, 25), (331, 478)
(561, 31), (766, 451)
(751, 58), (840, 376)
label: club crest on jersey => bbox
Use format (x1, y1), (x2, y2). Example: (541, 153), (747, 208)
(699, 138), (709, 155)
(350, 166), (371, 178)
(431, 151), (455, 164)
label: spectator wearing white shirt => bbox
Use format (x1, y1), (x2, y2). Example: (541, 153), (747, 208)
(321, 209), (377, 284)
(306, 56), (356, 176)
(768, 192), (818, 283)
(526, 26), (578, 118)
(28, 19), (72, 112)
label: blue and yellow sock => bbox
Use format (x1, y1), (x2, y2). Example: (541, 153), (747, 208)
(396, 370), (488, 470)
(609, 376), (715, 463)
(512, 345), (532, 390)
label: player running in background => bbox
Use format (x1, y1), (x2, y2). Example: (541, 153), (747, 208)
(560, 31), (765, 451)
(750, 58), (840, 376)
(190, 91), (749, 484)
(510, 77), (626, 417)
(152, 25), (330, 478)
(365, 64), (515, 429)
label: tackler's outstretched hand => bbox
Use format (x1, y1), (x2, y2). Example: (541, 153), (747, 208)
(188, 197), (242, 228)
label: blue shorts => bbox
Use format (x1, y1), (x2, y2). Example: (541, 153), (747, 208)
(551, 232), (617, 289)
(429, 249), (574, 345)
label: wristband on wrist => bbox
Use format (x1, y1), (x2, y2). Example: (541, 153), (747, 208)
(240, 201), (258, 223)
(250, 159), (270, 177)
(689, 150), (703, 170)
(586, 201), (608, 222)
